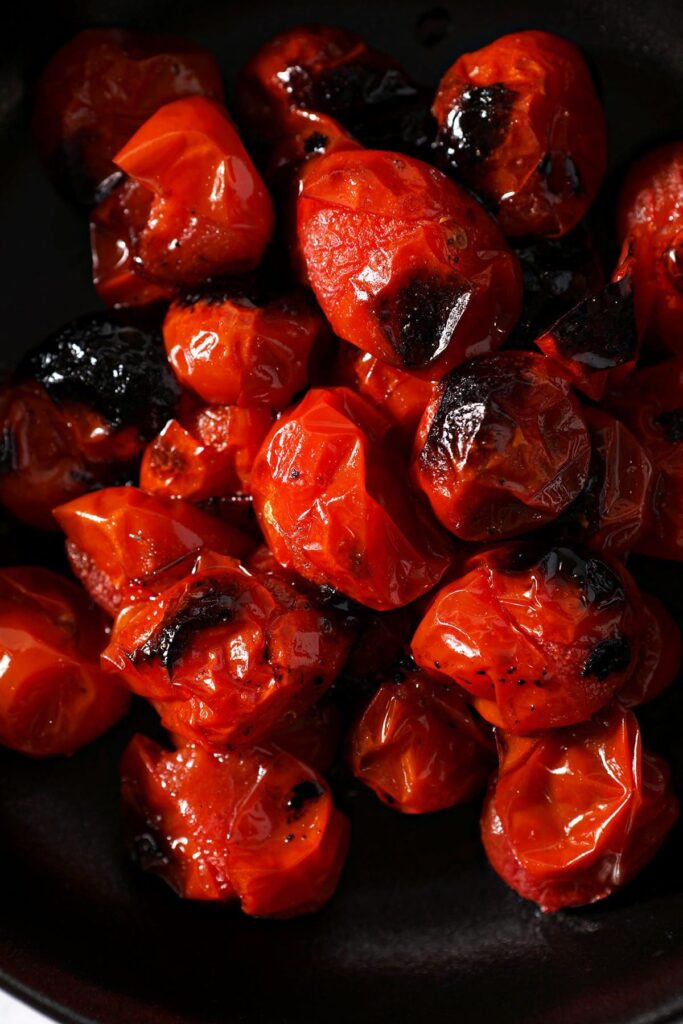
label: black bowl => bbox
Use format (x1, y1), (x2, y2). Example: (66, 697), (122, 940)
(1, 3), (683, 1022)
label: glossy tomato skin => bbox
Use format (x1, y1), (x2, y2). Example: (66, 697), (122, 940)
(33, 29), (224, 204)
(104, 554), (352, 747)
(412, 352), (591, 541)
(297, 149), (523, 379)
(54, 486), (253, 616)
(121, 735), (349, 916)
(433, 30), (607, 238)
(618, 143), (683, 356)
(140, 404), (274, 502)
(251, 387), (452, 611)
(618, 594), (681, 708)
(412, 542), (642, 733)
(349, 666), (494, 813)
(606, 359), (683, 559)
(482, 705), (678, 911)
(0, 566), (129, 756)
(163, 280), (326, 408)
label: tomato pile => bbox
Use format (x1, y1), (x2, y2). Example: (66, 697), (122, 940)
(0, 24), (680, 919)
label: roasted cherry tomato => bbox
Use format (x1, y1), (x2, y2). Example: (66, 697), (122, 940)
(251, 387), (452, 610)
(140, 404), (274, 502)
(297, 149), (522, 379)
(618, 594), (681, 708)
(33, 29), (224, 204)
(606, 359), (683, 559)
(433, 30), (607, 238)
(411, 352), (591, 541)
(163, 280), (326, 407)
(618, 142), (683, 356)
(104, 553), (352, 747)
(0, 315), (180, 530)
(265, 108), (359, 193)
(482, 705), (678, 911)
(269, 700), (341, 774)
(121, 734), (349, 916)
(349, 664), (493, 813)
(0, 566), (129, 756)
(54, 486), (253, 616)
(412, 543), (642, 733)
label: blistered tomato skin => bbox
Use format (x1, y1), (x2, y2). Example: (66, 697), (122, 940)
(0, 567), (129, 757)
(433, 30), (607, 238)
(412, 543), (642, 733)
(412, 352), (591, 541)
(104, 556), (352, 747)
(54, 487), (253, 616)
(251, 387), (452, 611)
(482, 706), (678, 911)
(121, 735), (350, 916)
(618, 594), (682, 708)
(349, 666), (494, 814)
(618, 143), (683, 356)
(163, 281), (326, 408)
(297, 149), (523, 379)
(33, 29), (224, 204)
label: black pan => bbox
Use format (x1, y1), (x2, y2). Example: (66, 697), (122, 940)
(1, 2), (683, 1022)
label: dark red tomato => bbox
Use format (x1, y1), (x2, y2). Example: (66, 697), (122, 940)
(619, 594), (681, 708)
(121, 734), (349, 916)
(411, 352), (591, 541)
(33, 29), (224, 204)
(265, 108), (359, 191)
(606, 359), (683, 560)
(482, 705), (678, 911)
(163, 280), (326, 407)
(433, 30), (607, 238)
(297, 149), (522, 379)
(349, 667), (493, 814)
(140, 404), (274, 502)
(558, 406), (652, 558)
(104, 554), (351, 747)
(54, 486), (253, 616)
(412, 543), (642, 733)
(0, 566), (129, 756)
(333, 342), (437, 449)
(251, 387), (452, 610)
(618, 142), (683, 356)
(269, 701), (341, 774)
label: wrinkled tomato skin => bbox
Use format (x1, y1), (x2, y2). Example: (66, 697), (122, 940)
(412, 353), (591, 541)
(606, 360), (683, 560)
(619, 594), (681, 708)
(251, 387), (452, 611)
(297, 149), (523, 379)
(104, 556), (352, 747)
(163, 282), (326, 408)
(349, 668), (494, 814)
(33, 29), (224, 205)
(54, 486), (253, 616)
(412, 542), (643, 733)
(618, 143), (683, 356)
(482, 706), (678, 911)
(121, 735), (349, 916)
(140, 404), (274, 502)
(433, 30), (607, 239)
(0, 566), (129, 757)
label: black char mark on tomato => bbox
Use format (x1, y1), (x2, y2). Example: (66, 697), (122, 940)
(437, 83), (515, 175)
(657, 409), (683, 443)
(503, 545), (626, 611)
(375, 272), (471, 370)
(549, 275), (638, 369)
(582, 635), (631, 680)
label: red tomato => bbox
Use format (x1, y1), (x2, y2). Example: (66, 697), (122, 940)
(269, 701), (341, 774)
(297, 149), (522, 379)
(251, 387), (452, 610)
(412, 543), (643, 733)
(411, 352), (591, 541)
(163, 280), (326, 407)
(618, 594), (681, 708)
(54, 486), (253, 616)
(433, 30), (606, 238)
(140, 404), (274, 502)
(121, 735), (349, 916)
(104, 555), (351, 747)
(0, 566), (129, 756)
(618, 142), (683, 356)
(349, 666), (493, 813)
(482, 705), (678, 911)
(33, 29), (224, 204)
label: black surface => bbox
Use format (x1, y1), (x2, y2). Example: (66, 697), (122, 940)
(1, 2), (683, 1023)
